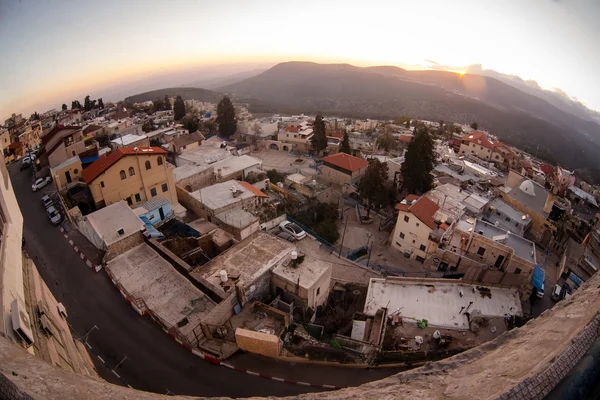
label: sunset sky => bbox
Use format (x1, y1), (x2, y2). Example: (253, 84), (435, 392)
(1, 0), (599, 118)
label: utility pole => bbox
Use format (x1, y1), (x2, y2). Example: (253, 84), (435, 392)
(339, 207), (351, 258)
(82, 325), (98, 342)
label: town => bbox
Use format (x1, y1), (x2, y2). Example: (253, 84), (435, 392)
(1, 91), (599, 397)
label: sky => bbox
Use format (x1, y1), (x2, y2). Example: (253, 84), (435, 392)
(1, 0), (599, 119)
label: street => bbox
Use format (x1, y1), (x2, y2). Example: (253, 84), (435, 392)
(8, 163), (400, 397)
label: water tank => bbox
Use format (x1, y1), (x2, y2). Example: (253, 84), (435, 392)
(291, 251), (298, 260)
(219, 270), (228, 283)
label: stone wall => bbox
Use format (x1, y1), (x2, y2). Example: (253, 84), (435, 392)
(235, 328), (281, 358)
(105, 231), (145, 261)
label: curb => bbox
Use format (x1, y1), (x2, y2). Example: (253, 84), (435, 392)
(83, 340), (133, 388)
(59, 227), (102, 272)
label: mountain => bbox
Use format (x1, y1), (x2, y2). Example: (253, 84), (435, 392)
(124, 87), (222, 104)
(219, 61), (600, 181)
(182, 68), (267, 90)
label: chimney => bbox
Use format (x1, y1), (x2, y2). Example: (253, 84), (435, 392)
(543, 192), (556, 214)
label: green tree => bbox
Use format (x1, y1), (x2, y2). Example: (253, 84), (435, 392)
(401, 127), (435, 194)
(84, 95), (92, 111)
(186, 117), (199, 133)
(142, 120), (153, 133)
(152, 98), (164, 113)
(62, 104), (68, 111)
(98, 98), (104, 109)
(470, 122), (479, 130)
(163, 95), (171, 111)
(339, 130), (351, 154)
(71, 100), (82, 109)
(377, 131), (397, 152)
(173, 96), (186, 120)
(216, 96), (237, 138)
(357, 159), (389, 218)
(266, 169), (284, 184)
(310, 114), (328, 155)
(405, 120), (411, 128)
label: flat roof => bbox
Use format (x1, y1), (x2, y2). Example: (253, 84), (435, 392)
(85, 201), (145, 246)
(488, 198), (531, 224)
(215, 208), (258, 229)
(211, 155), (261, 177)
(187, 218), (219, 235)
(136, 197), (170, 213)
(173, 163), (211, 182)
(110, 134), (147, 146)
(177, 136), (235, 166)
(569, 185), (598, 207)
(364, 278), (522, 330)
(474, 219), (536, 263)
(272, 256), (332, 290)
(107, 244), (216, 338)
(190, 232), (294, 293)
(50, 155), (81, 175)
(507, 178), (549, 216)
(193, 180), (256, 211)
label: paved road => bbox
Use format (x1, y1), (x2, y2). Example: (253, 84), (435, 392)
(8, 163), (399, 397)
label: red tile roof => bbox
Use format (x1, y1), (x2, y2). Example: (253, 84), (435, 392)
(328, 132), (344, 139)
(82, 147), (167, 183)
(287, 126), (299, 133)
(82, 124), (103, 135)
(461, 131), (495, 149)
(540, 163), (555, 176)
(238, 181), (268, 198)
(397, 195), (440, 230)
(398, 135), (413, 143)
(395, 194), (419, 211)
(321, 152), (369, 172)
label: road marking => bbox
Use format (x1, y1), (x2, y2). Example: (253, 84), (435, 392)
(322, 384), (337, 389)
(271, 377), (285, 382)
(297, 381), (311, 386)
(97, 356), (105, 364)
(246, 371), (259, 376)
(111, 370), (121, 379)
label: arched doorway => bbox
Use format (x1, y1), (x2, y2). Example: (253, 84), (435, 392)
(269, 143), (279, 150)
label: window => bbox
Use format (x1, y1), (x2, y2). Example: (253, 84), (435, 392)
(145, 160), (151, 170)
(415, 255), (425, 263)
(477, 247), (486, 256)
(73, 169), (78, 174)
(129, 167), (135, 176)
(135, 193), (141, 202)
(404, 215), (409, 223)
(399, 232), (405, 239)
(419, 244), (426, 251)
(161, 183), (168, 192)
(182, 145), (186, 150)
(505, 217), (511, 222)
(416, 222), (420, 227)
(100, 181), (105, 188)
(514, 268), (522, 274)
(150, 188), (157, 197)
(157, 156), (163, 166)
(412, 240), (416, 244)
(126, 197), (132, 206)
(72, 150), (76, 156)
(496, 211), (501, 216)
(316, 287), (320, 295)
(480, 146), (483, 150)
(120, 170), (126, 180)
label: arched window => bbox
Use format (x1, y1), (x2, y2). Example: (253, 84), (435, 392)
(145, 160), (151, 170)
(157, 156), (163, 166)
(129, 167), (135, 176)
(119, 170), (126, 180)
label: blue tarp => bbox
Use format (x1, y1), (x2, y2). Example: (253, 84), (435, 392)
(532, 265), (545, 292)
(139, 215), (164, 238)
(80, 156), (99, 164)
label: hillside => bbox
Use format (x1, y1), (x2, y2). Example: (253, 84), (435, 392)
(219, 62), (600, 181)
(125, 87), (222, 104)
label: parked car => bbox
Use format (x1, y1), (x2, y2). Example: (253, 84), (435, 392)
(41, 195), (53, 209)
(45, 205), (62, 225)
(279, 221), (307, 240)
(276, 231), (297, 242)
(20, 158), (31, 171)
(551, 284), (563, 301)
(31, 176), (51, 192)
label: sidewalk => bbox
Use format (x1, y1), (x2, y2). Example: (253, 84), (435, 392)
(60, 223), (105, 265)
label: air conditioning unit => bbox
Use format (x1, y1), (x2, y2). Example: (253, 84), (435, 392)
(57, 302), (68, 319)
(40, 314), (53, 336)
(11, 298), (34, 347)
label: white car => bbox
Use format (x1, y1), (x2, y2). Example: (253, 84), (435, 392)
(32, 176), (51, 192)
(46, 205), (62, 225)
(41, 195), (53, 209)
(279, 221), (307, 240)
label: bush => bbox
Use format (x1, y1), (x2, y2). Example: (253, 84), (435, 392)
(315, 219), (340, 244)
(266, 169), (284, 184)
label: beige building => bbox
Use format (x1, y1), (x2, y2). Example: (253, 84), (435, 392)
(0, 129), (10, 155)
(82, 147), (177, 209)
(50, 156), (84, 191)
(41, 125), (98, 168)
(271, 255), (332, 310)
(391, 195), (441, 263)
(459, 131), (516, 168)
(110, 134), (149, 150)
(320, 152), (369, 185)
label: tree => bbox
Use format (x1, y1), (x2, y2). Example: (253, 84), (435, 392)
(71, 100), (82, 109)
(186, 117), (199, 133)
(405, 120), (411, 129)
(470, 122), (479, 130)
(142, 120), (153, 133)
(84, 95), (92, 111)
(266, 169), (284, 184)
(98, 98), (104, 109)
(163, 95), (171, 111)
(357, 159), (389, 218)
(62, 104), (67, 111)
(377, 131), (397, 152)
(339, 130), (351, 154)
(173, 95), (186, 120)
(310, 114), (328, 155)
(401, 127), (435, 195)
(152, 98), (164, 113)
(216, 96), (237, 138)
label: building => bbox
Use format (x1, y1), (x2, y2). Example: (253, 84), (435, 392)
(320, 152), (369, 185)
(459, 131), (515, 166)
(133, 197), (173, 226)
(110, 134), (149, 149)
(211, 155), (262, 183)
(214, 208), (260, 241)
(40, 125), (98, 168)
(50, 155), (83, 191)
(271, 255), (332, 310)
(391, 195), (440, 263)
(82, 147), (177, 209)
(0, 129), (11, 155)
(273, 123), (314, 153)
(483, 198), (532, 236)
(167, 131), (205, 154)
(82, 124), (104, 138)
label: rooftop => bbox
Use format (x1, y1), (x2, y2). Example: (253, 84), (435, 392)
(506, 178), (550, 216)
(272, 256), (332, 290)
(364, 277), (522, 330)
(569, 185), (598, 207)
(474, 219), (536, 263)
(85, 201), (145, 246)
(238, 181), (268, 197)
(136, 197), (170, 213)
(176, 136), (234, 166)
(321, 152), (369, 172)
(396, 195), (440, 229)
(487, 198), (532, 226)
(82, 147), (167, 183)
(215, 208), (258, 229)
(193, 180), (257, 211)
(49, 155), (81, 175)
(190, 232), (294, 293)
(173, 163), (211, 183)
(172, 131), (205, 148)
(110, 134), (147, 146)
(211, 155), (262, 178)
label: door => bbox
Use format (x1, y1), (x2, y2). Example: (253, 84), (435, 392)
(494, 255), (505, 268)
(158, 207), (165, 220)
(65, 171), (72, 184)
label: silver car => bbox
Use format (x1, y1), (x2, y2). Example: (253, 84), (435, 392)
(46, 205), (62, 225)
(32, 176), (51, 192)
(279, 221), (307, 240)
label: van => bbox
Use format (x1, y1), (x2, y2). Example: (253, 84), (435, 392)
(551, 284), (562, 301)
(536, 283), (544, 298)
